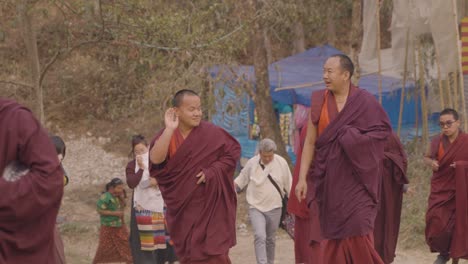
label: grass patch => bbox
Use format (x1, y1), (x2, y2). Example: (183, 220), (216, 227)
(60, 221), (97, 236)
(399, 139), (432, 249)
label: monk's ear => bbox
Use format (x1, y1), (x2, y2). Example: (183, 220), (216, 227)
(343, 71), (351, 81)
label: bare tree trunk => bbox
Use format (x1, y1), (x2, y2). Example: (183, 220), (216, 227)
(94, 0), (101, 15)
(418, 41), (429, 146)
(292, 0), (306, 54)
(326, 2), (336, 46)
(250, 0), (291, 166)
(349, 0), (362, 84)
(17, 0), (44, 123)
(263, 29), (273, 64)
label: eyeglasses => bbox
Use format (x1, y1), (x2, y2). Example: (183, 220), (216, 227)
(439, 120), (457, 128)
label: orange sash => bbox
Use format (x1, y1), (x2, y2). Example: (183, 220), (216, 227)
(318, 91), (331, 136)
(437, 141), (445, 161)
(168, 130), (185, 159)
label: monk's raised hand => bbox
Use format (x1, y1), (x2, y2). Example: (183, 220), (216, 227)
(295, 180), (307, 202)
(164, 108), (179, 130)
(450, 162), (456, 168)
(196, 171), (206, 184)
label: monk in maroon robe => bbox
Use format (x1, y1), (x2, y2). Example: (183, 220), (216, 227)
(424, 108), (468, 264)
(0, 98), (64, 264)
(374, 133), (409, 264)
(150, 89), (240, 264)
(296, 54), (390, 264)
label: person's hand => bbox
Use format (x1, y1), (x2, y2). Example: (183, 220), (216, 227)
(164, 108), (179, 130)
(404, 185), (416, 196)
(295, 180), (307, 202)
(136, 155), (145, 169)
(431, 160), (440, 172)
(196, 171), (206, 185)
(450, 162), (456, 168)
(149, 177), (158, 187)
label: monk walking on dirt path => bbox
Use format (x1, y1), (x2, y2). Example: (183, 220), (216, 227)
(295, 54), (391, 264)
(424, 108), (468, 264)
(150, 89), (241, 264)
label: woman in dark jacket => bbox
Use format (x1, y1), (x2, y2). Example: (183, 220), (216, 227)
(125, 135), (177, 264)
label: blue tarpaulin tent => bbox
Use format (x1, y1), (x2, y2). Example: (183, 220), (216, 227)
(209, 45), (421, 160)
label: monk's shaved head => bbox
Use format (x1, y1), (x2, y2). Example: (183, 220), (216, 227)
(172, 89), (199, 107)
(329, 54), (354, 78)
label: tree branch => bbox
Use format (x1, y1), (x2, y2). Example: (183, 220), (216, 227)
(38, 39), (103, 87)
(39, 50), (60, 87)
(0, 80), (34, 89)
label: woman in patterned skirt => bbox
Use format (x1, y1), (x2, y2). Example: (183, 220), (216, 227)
(126, 135), (177, 264)
(93, 178), (133, 264)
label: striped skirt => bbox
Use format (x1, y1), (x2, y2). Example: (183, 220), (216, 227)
(135, 209), (170, 251)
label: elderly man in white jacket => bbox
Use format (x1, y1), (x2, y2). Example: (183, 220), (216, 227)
(235, 138), (292, 264)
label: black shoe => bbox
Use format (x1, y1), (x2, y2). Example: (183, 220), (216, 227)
(433, 254), (449, 264)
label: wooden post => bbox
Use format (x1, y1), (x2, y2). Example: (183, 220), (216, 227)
(446, 77), (453, 108)
(397, 29), (410, 137)
(453, 0), (468, 130)
(376, 0), (382, 104)
(435, 45), (445, 109)
(350, 0), (362, 85)
(452, 72), (460, 111)
(413, 44), (419, 140)
(418, 41), (429, 145)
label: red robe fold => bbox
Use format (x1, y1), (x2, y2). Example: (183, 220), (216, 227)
(288, 123), (310, 219)
(288, 125), (324, 264)
(0, 98), (64, 264)
(150, 121), (240, 263)
(425, 133), (468, 259)
(374, 133), (409, 264)
(309, 86), (391, 239)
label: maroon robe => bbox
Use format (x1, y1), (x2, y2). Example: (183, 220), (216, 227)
(150, 121), (240, 263)
(125, 159), (143, 189)
(426, 133), (468, 259)
(0, 99), (64, 264)
(374, 133), (409, 263)
(288, 125), (324, 263)
(308, 87), (391, 239)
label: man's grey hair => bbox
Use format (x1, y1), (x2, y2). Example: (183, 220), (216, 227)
(258, 138), (277, 153)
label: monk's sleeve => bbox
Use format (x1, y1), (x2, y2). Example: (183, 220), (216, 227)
(0, 109), (63, 220)
(203, 130), (241, 182)
(395, 137), (409, 184)
(126, 161), (143, 189)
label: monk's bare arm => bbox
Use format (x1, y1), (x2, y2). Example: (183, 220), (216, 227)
(150, 108), (179, 164)
(150, 128), (175, 164)
(295, 114), (317, 201)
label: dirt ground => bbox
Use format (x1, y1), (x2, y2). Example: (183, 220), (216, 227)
(59, 137), (467, 264)
(59, 186), (465, 264)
